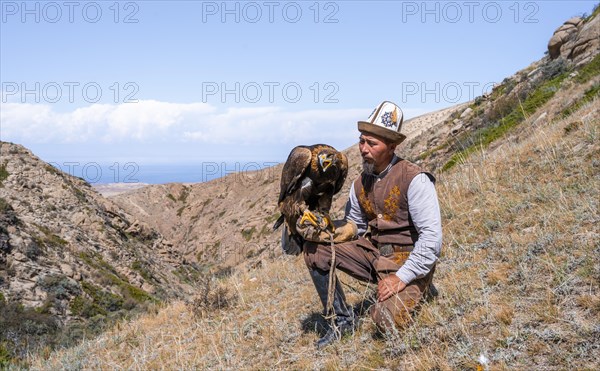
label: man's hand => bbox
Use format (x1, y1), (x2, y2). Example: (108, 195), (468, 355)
(377, 274), (407, 302)
(296, 219), (357, 243)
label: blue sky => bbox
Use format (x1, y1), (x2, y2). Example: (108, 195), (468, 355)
(1, 0), (597, 174)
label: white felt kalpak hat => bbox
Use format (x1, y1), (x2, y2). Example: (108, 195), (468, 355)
(357, 101), (405, 144)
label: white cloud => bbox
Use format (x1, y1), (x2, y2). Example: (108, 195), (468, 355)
(1, 100), (370, 148)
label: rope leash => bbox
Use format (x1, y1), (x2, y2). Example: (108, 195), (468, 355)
(324, 230), (336, 321)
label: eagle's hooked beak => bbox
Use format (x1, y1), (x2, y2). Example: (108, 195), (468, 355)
(319, 153), (334, 171)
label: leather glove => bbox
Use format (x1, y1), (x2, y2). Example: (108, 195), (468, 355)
(296, 218), (358, 243)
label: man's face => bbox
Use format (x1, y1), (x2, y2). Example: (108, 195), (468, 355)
(358, 133), (396, 174)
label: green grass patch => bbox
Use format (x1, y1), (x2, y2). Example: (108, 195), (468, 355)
(241, 226), (256, 241)
(418, 142), (448, 160)
(104, 271), (157, 304)
(69, 295), (107, 318)
(34, 224), (68, 248)
(81, 281), (123, 313)
(70, 184), (87, 203)
(178, 187), (189, 202)
(0, 342), (12, 369)
(78, 251), (158, 305)
(173, 265), (204, 285)
(559, 84), (600, 120)
(122, 283), (155, 303)
(78, 251), (119, 276)
(258, 224), (270, 238)
(585, 3), (600, 22)
(443, 72), (569, 171)
(574, 53), (600, 84)
(488, 82), (507, 101)
(44, 164), (60, 176)
(131, 260), (154, 282)
(0, 300), (60, 367)
(265, 213), (280, 224)
(0, 163), (8, 186)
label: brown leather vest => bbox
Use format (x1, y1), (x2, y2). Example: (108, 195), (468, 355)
(354, 158), (434, 246)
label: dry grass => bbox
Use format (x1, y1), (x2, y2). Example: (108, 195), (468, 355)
(28, 97), (599, 369)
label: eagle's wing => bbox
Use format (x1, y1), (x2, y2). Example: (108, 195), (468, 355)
(333, 152), (349, 195)
(278, 146), (313, 204)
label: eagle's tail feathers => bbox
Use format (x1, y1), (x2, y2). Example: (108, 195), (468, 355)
(272, 215), (285, 231)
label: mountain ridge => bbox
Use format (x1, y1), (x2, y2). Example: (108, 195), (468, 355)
(0, 141), (199, 360)
(1, 7), (598, 367)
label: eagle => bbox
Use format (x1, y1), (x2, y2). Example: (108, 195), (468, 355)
(273, 144), (348, 250)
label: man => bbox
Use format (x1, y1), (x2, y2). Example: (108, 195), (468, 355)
(302, 101), (442, 348)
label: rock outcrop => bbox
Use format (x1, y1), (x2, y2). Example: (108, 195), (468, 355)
(0, 142), (193, 317)
(548, 13), (599, 66)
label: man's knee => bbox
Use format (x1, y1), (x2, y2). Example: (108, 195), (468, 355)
(369, 287), (422, 332)
(370, 298), (413, 332)
(303, 241), (329, 271)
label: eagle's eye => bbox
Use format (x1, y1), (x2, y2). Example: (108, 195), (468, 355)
(319, 153), (333, 171)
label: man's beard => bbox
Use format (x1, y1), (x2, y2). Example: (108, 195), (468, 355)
(362, 161), (375, 175)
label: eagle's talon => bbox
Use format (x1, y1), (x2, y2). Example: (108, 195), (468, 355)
(300, 210), (336, 234)
(299, 210), (320, 228)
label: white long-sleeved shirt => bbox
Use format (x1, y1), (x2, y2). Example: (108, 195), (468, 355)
(344, 158), (442, 284)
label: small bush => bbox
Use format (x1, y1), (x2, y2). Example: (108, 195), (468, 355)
(69, 295), (106, 318)
(34, 224), (68, 249)
(44, 164), (60, 176)
(0, 198), (19, 227)
(25, 241), (44, 260)
(213, 266), (234, 279)
(187, 275), (238, 318)
(81, 281), (124, 313)
(540, 58), (570, 81)
(0, 164), (8, 186)
(574, 53), (600, 84)
(178, 187), (189, 202)
(241, 226), (256, 241)
(131, 260), (154, 282)
(0, 300), (60, 365)
(173, 265), (203, 285)
(559, 84), (600, 119)
(38, 274), (81, 300)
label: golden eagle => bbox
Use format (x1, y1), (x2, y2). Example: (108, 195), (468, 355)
(273, 144), (348, 250)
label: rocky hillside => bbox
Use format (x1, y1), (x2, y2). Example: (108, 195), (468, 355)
(0, 143), (196, 361)
(108, 10), (598, 276)
(2, 6), (599, 368)
(404, 13), (599, 173)
(107, 103), (466, 274)
(28, 8), (599, 368)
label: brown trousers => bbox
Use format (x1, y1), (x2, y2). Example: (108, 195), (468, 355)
(304, 236), (435, 332)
